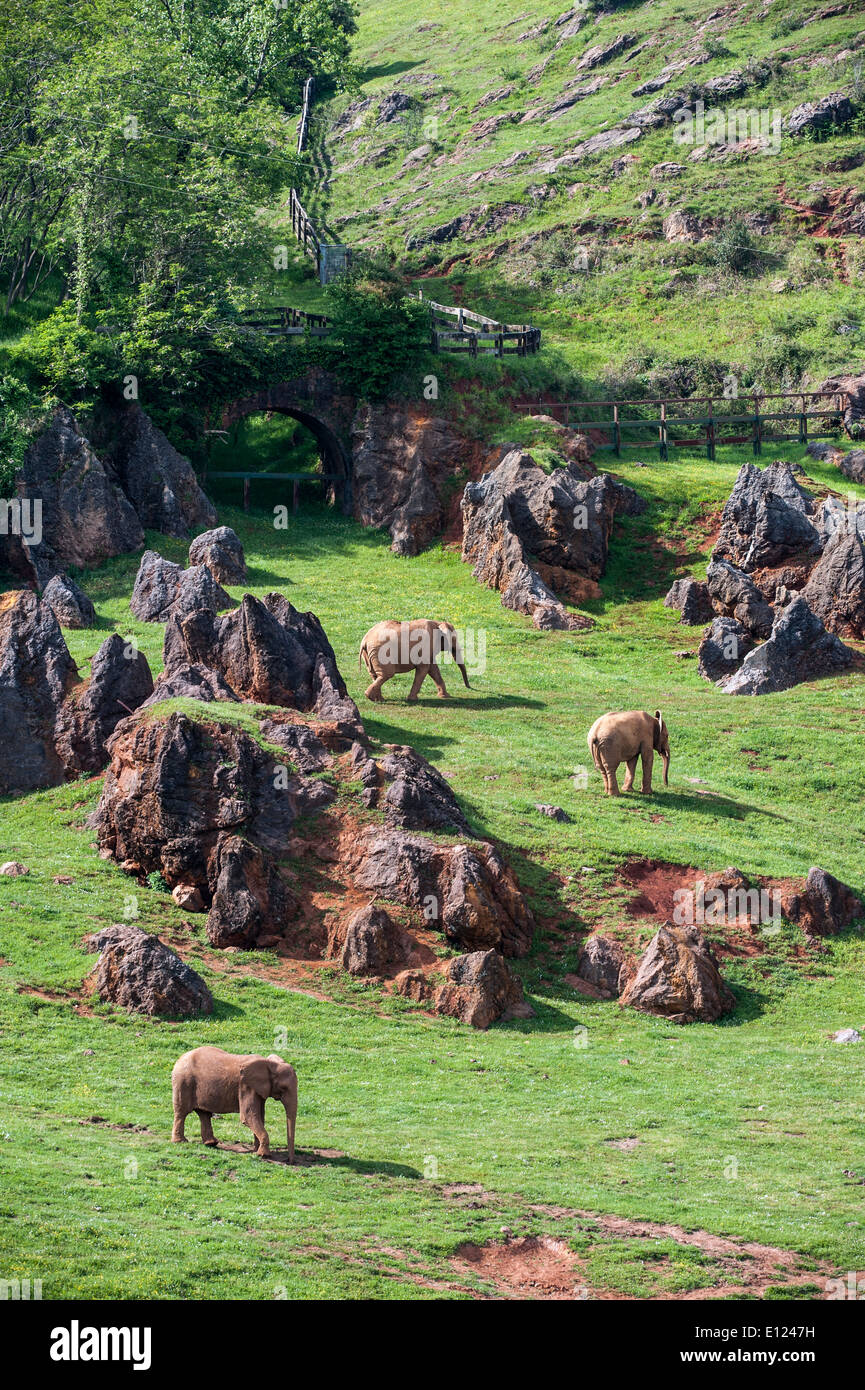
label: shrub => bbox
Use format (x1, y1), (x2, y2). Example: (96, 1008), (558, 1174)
(324, 267), (432, 399)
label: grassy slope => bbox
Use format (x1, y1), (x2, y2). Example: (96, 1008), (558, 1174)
(2, 443), (865, 1298)
(315, 0), (865, 387)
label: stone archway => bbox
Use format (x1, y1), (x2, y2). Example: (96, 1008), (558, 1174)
(222, 367), (357, 510)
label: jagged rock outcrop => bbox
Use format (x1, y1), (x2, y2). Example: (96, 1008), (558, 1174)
(664, 577), (712, 625)
(787, 91), (857, 138)
(91, 706), (537, 1005)
(461, 448), (642, 629)
(779, 868), (862, 938)
(697, 616), (753, 684)
(42, 573), (96, 630)
(351, 828), (534, 957)
(55, 634), (154, 774)
(706, 560), (774, 637)
(577, 935), (628, 998)
(329, 904), (412, 976)
(0, 406), (144, 586)
(713, 462), (821, 573)
(802, 526), (865, 639)
(161, 593), (363, 737)
(361, 744), (470, 834)
(351, 407), (469, 556)
(818, 370), (865, 439)
(0, 590), (79, 793)
(86, 923), (213, 1016)
(720, 597), (853, 695)
(433, 949), (532, 1030)
(619, 924), (735, 1024)
(129, 551), (234, 623)
(188, 526), (246, 584)
(98, 404), (217, 537)
(142, 662), (239, 708)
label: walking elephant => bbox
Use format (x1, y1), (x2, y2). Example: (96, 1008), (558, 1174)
(587, 709), (670, 797)
(171, 1046), (297, 1160)
(359, 619), (470, 702)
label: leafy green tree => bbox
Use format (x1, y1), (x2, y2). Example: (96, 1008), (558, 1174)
(324, 268), (431, 398)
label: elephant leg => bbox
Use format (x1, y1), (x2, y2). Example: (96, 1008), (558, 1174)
(597, 745), (619, 796)
(364, 668), (387, 702)
(640, 744), (654, 794)
(622, 756), (638, 793)
(241, 1094), (270, 1158)
(406, 665), (429, 702)
(197, 1110), (217, 1146)
(171, 1106), (189, 1143)
(428, 663), (449, 699)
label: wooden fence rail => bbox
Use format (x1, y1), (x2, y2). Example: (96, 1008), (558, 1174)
(207, 470), (347, 513)
(421, 292), (541, 357)
(514, 390), (849, 459)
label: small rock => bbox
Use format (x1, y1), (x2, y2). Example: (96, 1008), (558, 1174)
(535, 803), (571, 822)
(188, 526), (246, 586)
(832, 1028), (861, 1044)
(0, 861), (28, 876)
(171, 883), (206, 913)
(42, 574), (96, 629)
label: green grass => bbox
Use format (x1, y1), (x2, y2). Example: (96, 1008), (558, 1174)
(315, 0), (865, 390)
(2, 441), (865, 1298)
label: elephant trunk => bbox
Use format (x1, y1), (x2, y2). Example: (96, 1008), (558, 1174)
(662, 751), (670, 787)
(284, 1102), (296, 1164)
(458, 662), (470, 689)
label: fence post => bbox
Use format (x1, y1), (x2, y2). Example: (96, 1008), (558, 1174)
(243, 477), (250, 513)
(799, 393), (807, 445)
(613, 403), (621, 457)
(752, 397), (762, 456)
(293, 480), (299, 515)
(706, 401), (715, 461)
(659, 401), (668, 461)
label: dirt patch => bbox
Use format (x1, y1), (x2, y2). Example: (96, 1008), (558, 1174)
(621, 859), (694, 921)
(454, 1235), (584, 1299)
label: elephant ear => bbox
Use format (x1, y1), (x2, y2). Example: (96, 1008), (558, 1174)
(239, 1058), (271, 1099)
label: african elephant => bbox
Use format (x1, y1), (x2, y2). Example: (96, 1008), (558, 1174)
(171, 1046), (297, 1161)
(358, 619), (470, 702)
(587, 709), (670, 797)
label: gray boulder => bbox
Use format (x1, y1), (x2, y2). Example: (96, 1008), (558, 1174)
(713, 461), (821, 571)
(787, 91), (856, 138)
(42, 573), (96, 630)
(577, 934), (628, 998)
(697, 616), (753, 684)
(802, 525), (865, 638)
(188, 526), (246, 585)
(706, 559), (774, 637)
(86, 923), (213, 1016)
(332, 904), (411, 976)
(54, 634), (154, 774)
(129, 551), (234, 622)
(434, 949), (531, 1029)
(100, 404), (217, 537)
(664, 577), (712, 625)
(0, 590), (79, 793)
(720, 597), (853, 695)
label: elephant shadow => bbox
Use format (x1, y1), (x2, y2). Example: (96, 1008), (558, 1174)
(212, 1141), (420, 1177)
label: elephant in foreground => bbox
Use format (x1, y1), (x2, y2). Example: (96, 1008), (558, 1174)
(171, 1046), (297, 1160)
(587, 709), (670, 797)
(359, 619), (470, 702)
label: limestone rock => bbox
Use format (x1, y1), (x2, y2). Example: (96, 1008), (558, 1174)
(720, 597), (853, 695)
(129, 551), (234, 623)
(86, 923), (213, 1016)
(577, 935), (628, 998)
(664, 578), (712, 625)
(697, 616), (753, 684)
(330, 904), (411, 976)
(161, 593), (363, 738)
(98, 404), (217, 537)
(434, 949), (531, 1029)
(787, 91), (856, 138)
(41, 573), (95, 629)
(55, 633), (154, 775)
(0, 406), (144, 586)
(352, 828), (534, 957)
(779, 868), (862, 938)
(351, 407), (468, 556)
(188, 526), (246, 585)
(713, 462), (820, 572)
(620, 924), (735, 1023)
(802, 526), (865, 638)
(206, 834), (292, 949)
(706, 560), (774, 637)
(0, 590), (79, 794)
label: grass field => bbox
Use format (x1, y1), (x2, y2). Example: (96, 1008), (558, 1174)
(2, 439), (864, 1299)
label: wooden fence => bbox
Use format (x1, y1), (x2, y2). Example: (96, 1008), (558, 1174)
(289, 79), (351, 285)
(238, 303), (331, 337)
(206, 469), (348, 512)
(421, 292), (541, 357)
(514, 389), (850, 459)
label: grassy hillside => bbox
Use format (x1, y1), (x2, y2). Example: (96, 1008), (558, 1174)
(304, 0), (865, 391)
(2, 444), (865, 1299)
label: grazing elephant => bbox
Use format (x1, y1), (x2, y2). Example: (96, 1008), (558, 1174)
(587, 709), (670, 797)
(171, 1046), (297, 1161)
(359, 619), (470, 702)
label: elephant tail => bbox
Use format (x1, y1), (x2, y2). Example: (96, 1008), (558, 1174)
(358, 638), (370, 674)
(588, 735), (602, 771)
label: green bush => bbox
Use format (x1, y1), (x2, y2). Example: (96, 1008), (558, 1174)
(324, 267), (432, 399)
